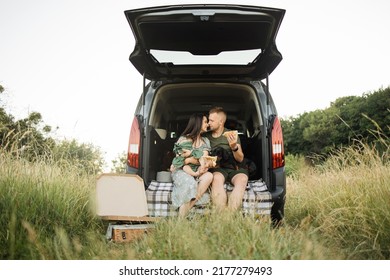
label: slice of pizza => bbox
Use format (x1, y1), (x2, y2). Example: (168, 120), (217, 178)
(222, 130), (238, 139)
(199, 155), (217, 168)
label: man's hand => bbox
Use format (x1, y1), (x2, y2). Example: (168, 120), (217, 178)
(226, 133), (238, 150)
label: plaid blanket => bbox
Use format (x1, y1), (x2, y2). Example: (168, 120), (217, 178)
(146, 179), (272, 217)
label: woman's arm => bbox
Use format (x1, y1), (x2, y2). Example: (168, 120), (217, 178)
(183, 165), (200, 177)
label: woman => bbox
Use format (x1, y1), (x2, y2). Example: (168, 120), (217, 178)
(170, 113), (213, 217)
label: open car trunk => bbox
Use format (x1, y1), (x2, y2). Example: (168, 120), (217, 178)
(142, 81), (269, 186)
(125, 4), (285, 80)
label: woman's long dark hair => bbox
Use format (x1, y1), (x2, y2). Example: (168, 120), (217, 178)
(181, 113), (206, 143)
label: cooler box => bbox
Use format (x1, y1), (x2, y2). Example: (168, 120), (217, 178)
(96, 174), (158, 242)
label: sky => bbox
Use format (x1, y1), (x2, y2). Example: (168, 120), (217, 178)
(1, 0), (389, 171)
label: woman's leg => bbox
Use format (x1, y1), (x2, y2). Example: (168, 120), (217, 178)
(172, 169), (198, 217)
(188, 172), (213, 207)
(179, 172), (213, 217)
(178, 202), (192, 217)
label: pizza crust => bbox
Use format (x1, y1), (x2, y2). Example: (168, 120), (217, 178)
(199, 155), (217, 168)
(222, 130), (238, 138)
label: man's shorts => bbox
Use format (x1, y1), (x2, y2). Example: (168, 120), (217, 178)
(209, 167), (248, 184)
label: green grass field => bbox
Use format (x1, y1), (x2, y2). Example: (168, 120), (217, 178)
(1, 139), (389, 260)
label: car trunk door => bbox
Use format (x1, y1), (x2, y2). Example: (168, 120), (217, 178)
(124, 4), (285, 80)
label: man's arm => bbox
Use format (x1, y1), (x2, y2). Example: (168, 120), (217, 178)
(225, 132), (244, 162)
(231, 143), (244, 162)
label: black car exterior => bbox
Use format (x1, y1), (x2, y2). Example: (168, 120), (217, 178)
(124, 4), (286, 223)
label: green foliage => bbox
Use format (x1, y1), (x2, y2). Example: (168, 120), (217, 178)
(281, 86), (390, 158)
(286, 137), (390, 259)
(1, 85), (390, 260)
(0, 151), (338, 260)
(1, 134), (389, 260)
(131, 213), (337, 260)
(0, 83), (104, 174)
(1, 111), (54, 160)
(284, 154), (308, 178)
(0, 153), (105, 259)
(51, 139), (104, 175)
(111, 151), (127, 173)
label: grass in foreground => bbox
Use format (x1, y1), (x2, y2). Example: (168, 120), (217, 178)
(1, 138), (389, 259)
(285, 140), (390, 259)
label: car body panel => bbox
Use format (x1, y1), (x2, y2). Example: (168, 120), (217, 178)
(125, 4), (285, 80)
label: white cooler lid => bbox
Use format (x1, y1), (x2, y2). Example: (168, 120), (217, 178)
(95, 174), (148, 218)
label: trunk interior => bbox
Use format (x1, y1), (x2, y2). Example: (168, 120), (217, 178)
(144, 82), (267, 185)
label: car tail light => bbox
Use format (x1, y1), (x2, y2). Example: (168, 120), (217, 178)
(127, 117), (140, 169)
(271, 116), (285, 169)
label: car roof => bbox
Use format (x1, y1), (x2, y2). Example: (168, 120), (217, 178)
(125, 4), (285, 80)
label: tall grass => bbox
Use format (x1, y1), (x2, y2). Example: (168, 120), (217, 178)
(1, 135), (389, 259)
(0, 152), (105, 259)
(286, 139), (390, 259)
(129, 211), (339, 260)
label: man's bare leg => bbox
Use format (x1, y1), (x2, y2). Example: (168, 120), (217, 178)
(211, 172), (227, 211)
(228, 173), (248, 211)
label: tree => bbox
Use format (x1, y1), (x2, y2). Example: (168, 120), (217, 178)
(111, 151), (127, 173)
(51, 139), (104, 175)
(282, 86), (390, 158)
(1, 111), (54, 160)
(1, 83), (105, 174)
(281, 116), (305, 155)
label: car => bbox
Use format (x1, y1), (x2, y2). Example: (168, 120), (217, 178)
(124, 4), (286, 224)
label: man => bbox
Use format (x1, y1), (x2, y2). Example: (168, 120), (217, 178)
(204, 107), (248, 211)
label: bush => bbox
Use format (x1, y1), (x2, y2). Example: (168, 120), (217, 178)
(285, 154), (308, 178)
